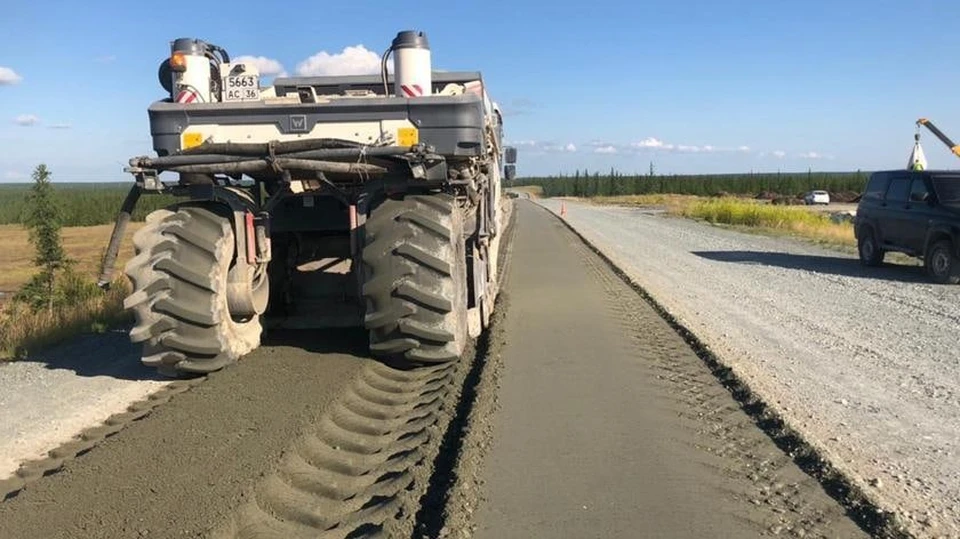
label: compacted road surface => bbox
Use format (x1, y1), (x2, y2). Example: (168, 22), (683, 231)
(472, 202), (866, 538)
(531, 198), (960, 537)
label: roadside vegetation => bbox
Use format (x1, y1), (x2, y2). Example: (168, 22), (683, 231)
(679, 197), (855, 245)
(583, 194), (855, 246)
(0, 166), (138, 360)
(582, 194), (856, 246)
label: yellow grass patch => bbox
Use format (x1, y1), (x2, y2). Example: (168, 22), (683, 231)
(0, 222), (143, 359)
(588, 195), (855, 247)
(0, 222), (144, 297)
(679, 197), (855, 245)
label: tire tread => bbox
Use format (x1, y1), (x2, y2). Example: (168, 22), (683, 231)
(361, 194), (468, 365)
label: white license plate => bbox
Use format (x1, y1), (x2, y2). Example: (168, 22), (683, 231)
(223, 75), (260, 102)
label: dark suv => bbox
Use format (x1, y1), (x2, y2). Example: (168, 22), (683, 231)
(854, 169), (960, 283)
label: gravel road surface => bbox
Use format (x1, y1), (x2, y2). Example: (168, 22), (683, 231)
(538, 198), (960, 537)
(0, 331), (170, 479)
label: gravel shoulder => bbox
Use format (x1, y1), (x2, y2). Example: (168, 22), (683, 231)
(537, 198), (960, 537)
(0, 330), (170, 480)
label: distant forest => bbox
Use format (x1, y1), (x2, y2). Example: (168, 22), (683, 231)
(510, 169), (870, 199)
(0, 169), (872, 229)
(0, 183), (177, 227)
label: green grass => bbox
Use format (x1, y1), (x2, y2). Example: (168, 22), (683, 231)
(679, 197), (855, 245)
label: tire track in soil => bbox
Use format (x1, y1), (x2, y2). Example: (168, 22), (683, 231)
(209, 359), (465, 539)
(207, 201), (519, 538)
(408, 198), (519, 538)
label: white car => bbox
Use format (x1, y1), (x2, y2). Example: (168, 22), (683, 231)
(804, 190), (830, 205)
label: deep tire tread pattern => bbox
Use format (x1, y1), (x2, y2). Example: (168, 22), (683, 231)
(361, 194), (468, 366)
(210, 361), (460, 539)
(123, 206), (262, 375)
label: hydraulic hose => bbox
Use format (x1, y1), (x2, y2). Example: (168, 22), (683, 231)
(162, 158), (386, 175)
(134, 146), (413, 168)
(178, 138), (363, 156)
(97, 183), (142, 289)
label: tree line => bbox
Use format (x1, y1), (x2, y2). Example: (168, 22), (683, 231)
(0, 183), (176, 227)
(512, 169), (870, 198)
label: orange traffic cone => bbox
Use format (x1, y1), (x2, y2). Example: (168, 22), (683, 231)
(560, 201), (567, 217)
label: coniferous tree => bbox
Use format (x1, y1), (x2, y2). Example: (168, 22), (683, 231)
(16, 165), (69, 312)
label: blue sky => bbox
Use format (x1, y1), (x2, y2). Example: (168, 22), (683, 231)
(2, 0), (960, 181)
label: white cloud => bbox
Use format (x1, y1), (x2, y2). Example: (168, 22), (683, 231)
(632, 137), (671, 150)
(511, 140), (540, 147)
(627, 137), (751, 154)
(296, 45), (382, 76)
(0, 66), (22, 85)
(14, 114), (38, 126)
(799, 151), (822, 159)
(542, 142), (577, 153)
(506, 140), (577, 153)
(48, 123), (71, 129)
(234, 55), (287, 77)
(4, 171), (25, 180)
(514, 137), (751, 158)
(772, 150), (787, 158)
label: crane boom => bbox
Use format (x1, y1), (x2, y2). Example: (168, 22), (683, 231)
(916, 118), (960, 158)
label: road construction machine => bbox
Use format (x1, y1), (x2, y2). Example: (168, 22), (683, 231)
(97, 31), (518, 376)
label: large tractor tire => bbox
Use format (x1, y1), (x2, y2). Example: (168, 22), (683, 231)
(123, 205), (268, 377)
(362, 193), (469, 365)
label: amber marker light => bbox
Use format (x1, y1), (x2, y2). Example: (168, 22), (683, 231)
(170, 52), (187, 72)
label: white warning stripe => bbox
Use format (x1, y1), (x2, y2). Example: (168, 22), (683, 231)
(176, 89), (199, 104)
